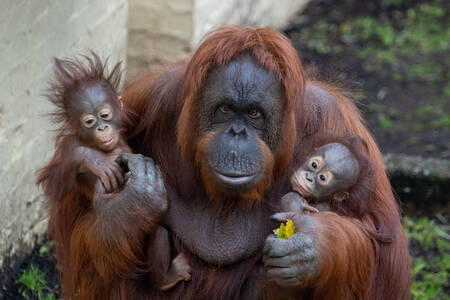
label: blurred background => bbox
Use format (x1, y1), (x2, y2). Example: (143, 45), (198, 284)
(0, 0), (448, 299)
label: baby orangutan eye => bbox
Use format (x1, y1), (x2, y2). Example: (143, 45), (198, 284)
(310, 159), (319, 169)
(308, 156), (323, 170)
(82, 115), (97, 128)
(317, 171), (333, 185)
(99, 108), (113, 120)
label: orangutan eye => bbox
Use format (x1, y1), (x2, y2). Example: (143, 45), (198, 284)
(310, 159), (319, 169)
(318, 171), (333, 186)
(99, 108), (113, 120)
(82, 114), (97, 128)
(219, 105), (231, 113)
(248, 108), (261, 118)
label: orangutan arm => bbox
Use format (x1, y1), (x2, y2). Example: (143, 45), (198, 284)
(81, 153), (168, 282)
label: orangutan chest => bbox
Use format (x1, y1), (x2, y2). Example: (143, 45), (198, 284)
(164, 197), (271, 266)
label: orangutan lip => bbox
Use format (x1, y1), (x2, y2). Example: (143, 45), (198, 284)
(215, 171), (256, 185)
(102, 139), (113, 146)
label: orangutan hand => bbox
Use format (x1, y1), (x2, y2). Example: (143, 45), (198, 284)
(263, 212), (320, 287)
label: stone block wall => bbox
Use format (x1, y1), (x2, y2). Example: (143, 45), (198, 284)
(0, 0), (128, 267)
(192, 0), (309, 46)
(0, 0), (308, 268)
(127, 0), (193, 79)
(127, 0), (308, 77)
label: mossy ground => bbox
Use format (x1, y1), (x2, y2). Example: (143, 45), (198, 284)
(285, 0), (449, 158)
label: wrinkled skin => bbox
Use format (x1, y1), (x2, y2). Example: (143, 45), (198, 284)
(263, 212), (320, 287)
(291, 142), (360, 199)
(199, 54), (281, 191)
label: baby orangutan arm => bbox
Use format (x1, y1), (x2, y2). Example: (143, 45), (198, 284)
(75, 145), (124, 192)
(280, 192), (319, 214)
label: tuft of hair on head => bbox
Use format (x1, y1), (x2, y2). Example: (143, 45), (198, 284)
(46, 51), (123, 135)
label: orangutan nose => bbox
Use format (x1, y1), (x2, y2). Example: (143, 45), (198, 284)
(97, 124), (109, 132)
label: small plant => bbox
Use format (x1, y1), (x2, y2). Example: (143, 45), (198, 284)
(17, 266), (56, 300)
(378, 115), (393, 129)
(404, 216), (450, 300)
(39, 241), (55, 257)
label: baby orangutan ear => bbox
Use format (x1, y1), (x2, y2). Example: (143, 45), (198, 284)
(333, 191), (349, 202)
(119, 96), (123, 111)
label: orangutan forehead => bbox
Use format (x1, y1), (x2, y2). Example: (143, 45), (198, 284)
(67, 82), (117, 113)
(205, 54), (281, 106)
(316, 142), (359, 177)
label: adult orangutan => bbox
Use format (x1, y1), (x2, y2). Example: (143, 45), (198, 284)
(39, 26), (410, 299)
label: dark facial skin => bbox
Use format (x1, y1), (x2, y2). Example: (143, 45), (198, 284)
(199, 54), (282, 189)
(68, 83), (121, 152)
(291, 142), (360, 199)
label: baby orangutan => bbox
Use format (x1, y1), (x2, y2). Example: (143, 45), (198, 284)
(38, 52), (190, 291)
(281, 135), (367, 215)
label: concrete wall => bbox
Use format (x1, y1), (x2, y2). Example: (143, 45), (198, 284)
(127, 0), (193, 78)
(0, 0), (128, 268)
(192, 0), (309, 47)
(0, 0), (308, 268)
(127, 0), (308, 77)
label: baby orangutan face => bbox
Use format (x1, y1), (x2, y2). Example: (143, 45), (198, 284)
(291, 143), (360, 199)
(69, 83), (121, 152)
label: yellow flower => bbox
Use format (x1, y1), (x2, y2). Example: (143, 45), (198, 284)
(273, 219), (296, 239)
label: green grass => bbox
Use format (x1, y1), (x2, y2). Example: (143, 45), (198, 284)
(404, 216), (450, 300)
